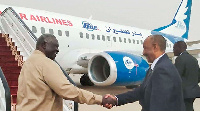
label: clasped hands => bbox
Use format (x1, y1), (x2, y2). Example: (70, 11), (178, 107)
(102, 94), (117, 109)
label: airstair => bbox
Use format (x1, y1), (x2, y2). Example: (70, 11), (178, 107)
(0, 7), (78, 111)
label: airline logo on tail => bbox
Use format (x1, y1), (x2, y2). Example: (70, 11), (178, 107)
(153, 0), (192, 41)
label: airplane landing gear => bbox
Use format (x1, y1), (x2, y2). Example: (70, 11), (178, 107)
(80, 74), (94, 86)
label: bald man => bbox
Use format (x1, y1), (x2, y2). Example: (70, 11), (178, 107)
(103, 35), (185, 111)
(16, 34), (105, 111)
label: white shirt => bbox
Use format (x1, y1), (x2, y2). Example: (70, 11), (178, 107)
(179, 52), (184, 56)
(151, 53), (165, 70)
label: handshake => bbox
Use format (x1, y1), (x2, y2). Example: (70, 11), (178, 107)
(102, 94), (117, 109)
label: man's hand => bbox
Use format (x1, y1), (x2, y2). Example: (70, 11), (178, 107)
(102, 94), (117, 109)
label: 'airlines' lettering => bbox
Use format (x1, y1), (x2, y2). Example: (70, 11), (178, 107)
(30, 15), (37, 21)
(18, 13), (73, 26)
(19, 13), (28, 20)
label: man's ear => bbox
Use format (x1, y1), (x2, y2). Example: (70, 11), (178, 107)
(153, 43), (159, 52)
(41, 42), (46, 50)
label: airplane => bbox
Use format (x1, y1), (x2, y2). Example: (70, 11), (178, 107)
(0, 0), (199, 88)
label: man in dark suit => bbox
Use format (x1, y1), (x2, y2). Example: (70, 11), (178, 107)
(173, 41), (200, 111)
(102, 35), (185, 111)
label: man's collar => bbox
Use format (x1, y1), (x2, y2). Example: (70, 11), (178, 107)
(179, 51), (187, 56)
(34, 50), (46, 56)
(151, 53), (165, 70)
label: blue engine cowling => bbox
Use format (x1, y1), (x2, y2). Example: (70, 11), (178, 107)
(88, 51), (149, 86)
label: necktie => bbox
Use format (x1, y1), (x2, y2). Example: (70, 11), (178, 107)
(143, 68), (153, 88)
(147, 68), (153, 77)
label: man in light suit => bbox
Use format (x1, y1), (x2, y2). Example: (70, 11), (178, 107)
(17, 34), (113, 111)
(103, 35), (185, 111)
(173, 41), (200, 111)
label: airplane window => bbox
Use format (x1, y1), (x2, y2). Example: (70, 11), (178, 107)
(132, 39), (135, 44)
(124, 38), (126, 43)
(49, 29), (54, 35)
(119, 37), (122, 42)
(32, 26), (37, 33)
(107, 36), (110, 41)
(169, 44), (171, 48)
(41, 27), (45, 34)
(102, 35), (105, 41)
(113, 37), (116, 42)
(97, 35), (100, 40)
(58, 30), (62, 36)
(128, 38), (131, 43)
(65, 31), (69, 37)
(91, 34), (95, 40)
(86, 33), (89, 39)
(80, 32), (83, 38)
(141, 40), (143, 44)
(137, 40), (139, 44)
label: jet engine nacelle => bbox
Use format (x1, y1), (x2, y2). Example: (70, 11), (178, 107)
(88, 51), (149, 86)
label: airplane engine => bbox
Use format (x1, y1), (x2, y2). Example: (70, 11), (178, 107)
(88, 51), (149, 86)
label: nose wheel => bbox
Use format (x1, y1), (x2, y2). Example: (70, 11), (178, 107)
(80, 74), (94, 86)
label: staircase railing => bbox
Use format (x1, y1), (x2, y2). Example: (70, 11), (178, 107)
(0, 67), (11, 111)
(0, 7), (78, 111)
(0, 7), (36, 61)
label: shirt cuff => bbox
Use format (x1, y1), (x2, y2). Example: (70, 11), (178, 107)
(114, 95), (118, 106)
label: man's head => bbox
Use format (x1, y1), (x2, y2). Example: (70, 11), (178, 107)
(173, 41), (187, 56)
(36, 34), (59, 60)
(143, 35), (166, 63)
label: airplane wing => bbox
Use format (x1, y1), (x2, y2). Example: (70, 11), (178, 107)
(186, 40), (200, 46)
(77, 53), (97, 68)
(166, 48), (200, 58)
(186, 49), (200, 56)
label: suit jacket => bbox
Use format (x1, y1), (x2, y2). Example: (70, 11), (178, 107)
(199, 68), (200, 83)
(116, 54), (185, 111)
(175, 51), (200, 98)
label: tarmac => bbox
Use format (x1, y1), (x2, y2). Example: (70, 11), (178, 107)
(78, 86), (200, 111)
(71, 74), (200, 111)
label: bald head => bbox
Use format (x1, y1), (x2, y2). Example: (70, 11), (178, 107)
(174, 41), (187, 50)
(150, 35), (166, 52)
(36, 34), (59, 60)
(36, 34), (57, 49)
(143, 35), (166, 63)
(173, 41), (187, 56)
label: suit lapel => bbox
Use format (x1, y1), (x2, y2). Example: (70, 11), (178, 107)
(143, 54), (168, 88)
(143, 68), (153, 88)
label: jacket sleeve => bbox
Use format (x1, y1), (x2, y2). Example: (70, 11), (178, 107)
(116, 69), (151, 106)
(116, 86), (143, 106)
(42, 60), (102, 105)
(116, 73), (149, 106)
(175, 56), (185, 77)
